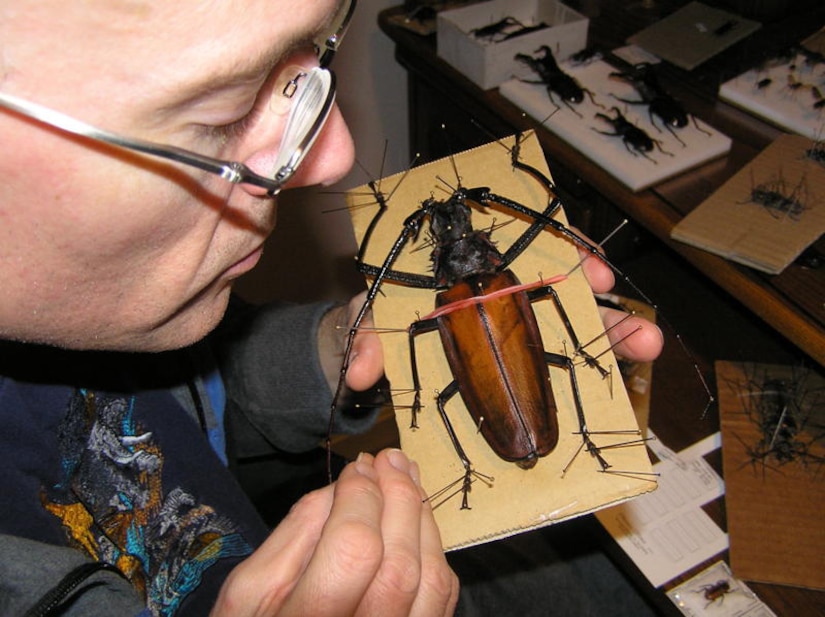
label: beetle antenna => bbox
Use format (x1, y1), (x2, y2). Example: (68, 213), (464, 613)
(566, 219), (628, 277)
(335, 324), (408, 334)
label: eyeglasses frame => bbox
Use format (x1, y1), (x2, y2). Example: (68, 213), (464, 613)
(0, 0), (357, 196)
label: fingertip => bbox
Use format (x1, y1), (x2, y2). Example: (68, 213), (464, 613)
(579, 250), (615, 293)
(345, 335), (385, 391)
(621, 317), (664, 363)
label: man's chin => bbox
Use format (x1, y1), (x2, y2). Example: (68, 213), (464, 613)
(58, 294), (230, 353)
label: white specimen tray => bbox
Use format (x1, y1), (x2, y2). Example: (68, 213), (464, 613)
(720, 49), (825, 140)
(500, 58), (732, 192)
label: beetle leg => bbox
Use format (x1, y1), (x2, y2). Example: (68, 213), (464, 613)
(434, 381), (478, 510)
(408, 317), (440, 428)
(529, 284), (609, 378)
(583, 88), (606, 109)
(662, 119), (687, 147)
(544, 351), (612, 474)
(691, 114), (712, 137)
(559, 96), (583, 118)
(652, 138), (674, 158)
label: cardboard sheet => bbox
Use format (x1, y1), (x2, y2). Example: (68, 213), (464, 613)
(500, 58), (731, 192)
(671, 134), (825, 274)
(627, 2), (761, 71)
(345, 132), (656, 550)
(720, 30), (825, 140)
(716, 361), (825, 590)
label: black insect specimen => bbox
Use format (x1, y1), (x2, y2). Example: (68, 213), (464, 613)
(791, 43), (825, 70)
(568, 45), (602, 67)
(330, 135), (660, 508)
(694, 579), (735, 608)
(731, 364), (825, 474)
(713, 19), (738, 37)
(514, 46), (603, 118)
(608, 63), (711, 146)
(805, 138), (825, 167)
(755, 77), (773, 91)
(592, 107), (674, 163)
(740, 173), (810, 221)
(471, 16), (520, 41)
(470, 17), (547, 42)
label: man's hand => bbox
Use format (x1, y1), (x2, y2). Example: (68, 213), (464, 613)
(576, 242), (663, 363)
(317, 293), (384, 395)
(212, 449), (459, 617)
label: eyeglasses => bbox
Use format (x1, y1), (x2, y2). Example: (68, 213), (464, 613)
(0, 0), (356, 196)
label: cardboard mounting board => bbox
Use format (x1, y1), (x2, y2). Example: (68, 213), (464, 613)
(626, 1), (761, 71)
(671, 133), (825, 274)
(345, 132), (656, 551)
(716, 361), (825, 590)
(499, 58), (732, 192)
(719, 29), (825, 140)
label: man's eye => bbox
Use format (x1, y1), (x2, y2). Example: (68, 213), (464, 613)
(207, 106), (262, 143)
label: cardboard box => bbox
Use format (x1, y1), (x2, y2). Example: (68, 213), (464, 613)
(437, 0), (588, 90)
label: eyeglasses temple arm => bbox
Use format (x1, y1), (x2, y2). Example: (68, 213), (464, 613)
(0, 92), (282, 193)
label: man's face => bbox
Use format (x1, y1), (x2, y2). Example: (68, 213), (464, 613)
(0, 0), (354, 351)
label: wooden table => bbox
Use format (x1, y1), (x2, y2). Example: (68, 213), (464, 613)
(378, 2), (825, 615)
(380, 1), (825, 369)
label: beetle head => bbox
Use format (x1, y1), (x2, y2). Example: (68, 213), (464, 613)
(427, 194), (474, 245)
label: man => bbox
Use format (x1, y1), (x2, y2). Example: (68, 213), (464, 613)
(0, 1), (662, 615)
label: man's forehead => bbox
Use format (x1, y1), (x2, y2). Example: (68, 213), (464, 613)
(104, 1), (335, 92)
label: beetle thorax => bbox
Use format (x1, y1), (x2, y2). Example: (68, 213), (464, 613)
(428, 197), (503, 287)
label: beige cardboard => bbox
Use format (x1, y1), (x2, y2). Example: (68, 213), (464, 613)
(716, 360), (825, 590)
(672, 134), (825, 274)
(345, 132), (656, 550)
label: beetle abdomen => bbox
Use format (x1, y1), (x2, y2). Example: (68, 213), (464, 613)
(436, 270), (559, 466)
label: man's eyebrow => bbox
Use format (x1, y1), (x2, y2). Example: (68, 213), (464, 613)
(164, 34), (315, 108)
(182, 46), (291, 99)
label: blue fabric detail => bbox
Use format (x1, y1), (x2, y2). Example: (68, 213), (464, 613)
(203, 368), (228, 465)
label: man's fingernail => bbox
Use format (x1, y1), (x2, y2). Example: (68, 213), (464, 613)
(387, 448), (410, 473)
(353, 452), (377, 478)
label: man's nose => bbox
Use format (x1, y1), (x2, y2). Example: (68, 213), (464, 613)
(239, 102), (354, 197)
